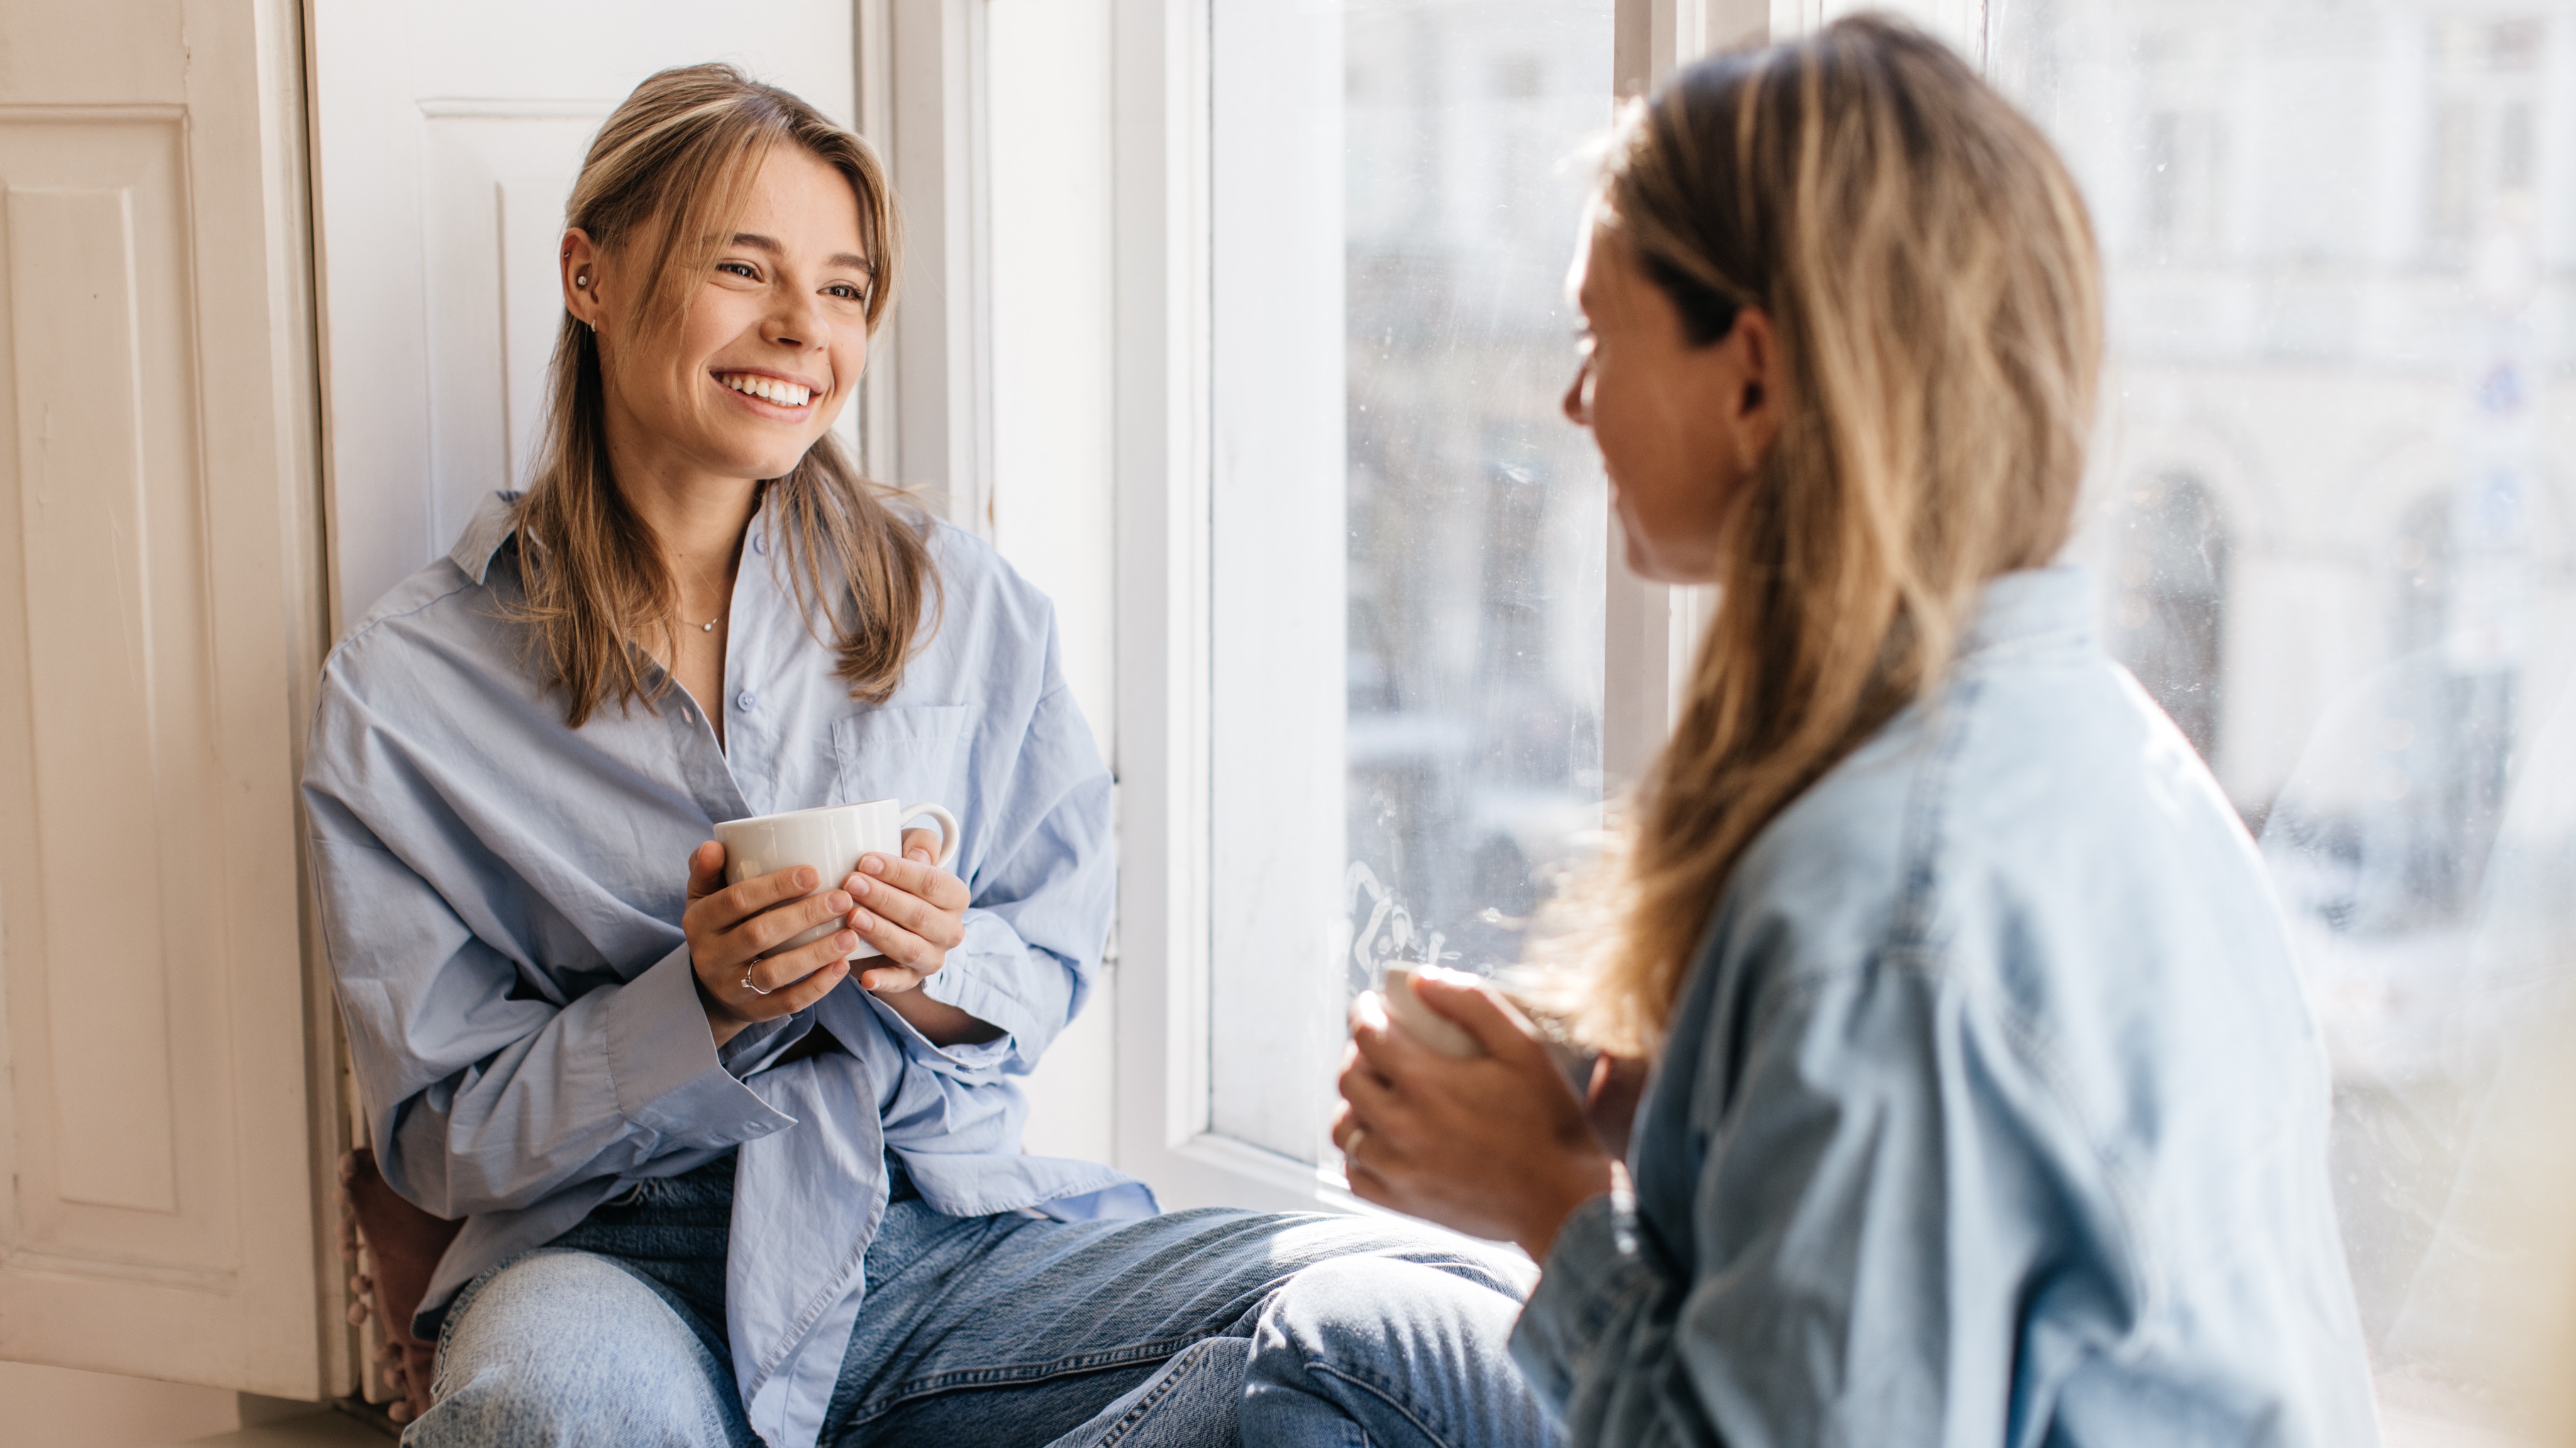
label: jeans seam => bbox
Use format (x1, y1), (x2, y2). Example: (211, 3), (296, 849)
(841, 1335), (1218, 1429)
(1307, 1359), (1458, 1448)
(1086, 1341), (1218, 1448)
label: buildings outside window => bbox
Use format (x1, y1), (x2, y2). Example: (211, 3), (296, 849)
(1993, 3), (2571, 1432)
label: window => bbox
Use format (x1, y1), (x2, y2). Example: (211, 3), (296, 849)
(1106, 11), (2573, 1410)
(1206, 0), (1616, 1168)
(1991, 4), (2570, 1437)
(2107, 474), (2228, 765)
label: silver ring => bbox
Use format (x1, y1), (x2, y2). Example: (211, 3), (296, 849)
(741, 970), (773, 997)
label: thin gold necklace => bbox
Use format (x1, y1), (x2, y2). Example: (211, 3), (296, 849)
(679, 553), (732, 634)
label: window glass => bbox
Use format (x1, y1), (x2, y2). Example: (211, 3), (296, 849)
(1207, 0), (1612, 1164)
(1990, 3), (2576, 1435)
(1341, 0), (1611, 994)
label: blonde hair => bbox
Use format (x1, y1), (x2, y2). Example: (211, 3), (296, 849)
(1537, 16), (2104, 1055)
(511, 63), (934, 726)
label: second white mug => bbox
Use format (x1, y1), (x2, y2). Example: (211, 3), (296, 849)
(714, 798), (961, 961)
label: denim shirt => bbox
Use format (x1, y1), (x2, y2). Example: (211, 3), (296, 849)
(1511, 568), (2379, 1447)
(303, 492), (1150, 1448)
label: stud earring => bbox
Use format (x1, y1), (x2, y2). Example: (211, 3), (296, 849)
(575, 274), (589, 289)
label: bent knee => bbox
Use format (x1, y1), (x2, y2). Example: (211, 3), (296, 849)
(1240, 1215), (1539, 1302)
(1257, 1256), (1524, 1361)
(424, 1252), (726, 1442)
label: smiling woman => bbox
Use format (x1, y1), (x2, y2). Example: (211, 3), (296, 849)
(525, 64), (924, 741)
(302, 61), (1559, 1448)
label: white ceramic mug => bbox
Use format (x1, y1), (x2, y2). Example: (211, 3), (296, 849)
(714, 799), (960, 960)
(1375, 965), (1481, 1058)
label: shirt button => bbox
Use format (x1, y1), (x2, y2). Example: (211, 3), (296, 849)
(735, 690), (757, 712)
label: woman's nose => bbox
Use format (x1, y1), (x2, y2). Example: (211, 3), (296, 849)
(767, 291), (828, 350)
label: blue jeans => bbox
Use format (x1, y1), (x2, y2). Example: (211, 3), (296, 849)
(408, 1155), (1556, 1447)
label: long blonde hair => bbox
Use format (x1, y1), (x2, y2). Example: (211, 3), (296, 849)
(1540, 16), (2104, 1055)
(511, 64), (934, 726)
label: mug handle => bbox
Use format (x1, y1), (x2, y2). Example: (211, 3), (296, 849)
(895, 803), (961, 870)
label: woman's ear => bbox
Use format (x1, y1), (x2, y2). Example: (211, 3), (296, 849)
(1725, 307), (1783, 468)
(560, 228), (605, 332)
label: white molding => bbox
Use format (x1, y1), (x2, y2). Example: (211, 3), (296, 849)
(1109, 0), (1224, 1200)
(856, 0), (901, 484)
(880, 0), (994, 532)
(1201, 0), (1346, 1169)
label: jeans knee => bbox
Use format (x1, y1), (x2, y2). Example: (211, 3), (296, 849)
(1243, 1258), (1553, 1448)
(410, 1252), (737, 1448)
(1255, 1255), (1523, 1365)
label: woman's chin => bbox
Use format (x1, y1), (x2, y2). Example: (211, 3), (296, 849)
(1621, 535), (1718, 588)
(688, 436), (819, 484)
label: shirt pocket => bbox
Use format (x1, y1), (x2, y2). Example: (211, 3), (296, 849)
(830, 705), (974, 824)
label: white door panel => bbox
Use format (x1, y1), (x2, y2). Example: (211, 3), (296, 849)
(0, 0), (330, 1396)
(418, 107), (618, 533)
(310, 1), (858, 630)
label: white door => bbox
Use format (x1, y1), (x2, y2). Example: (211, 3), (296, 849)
(307, 1), (861, 628)
(0, 0), (333, 1396)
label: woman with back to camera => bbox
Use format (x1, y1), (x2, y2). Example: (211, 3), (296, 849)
(1332, 18), (2380, 1445)
(305, 64), (1556, 1448)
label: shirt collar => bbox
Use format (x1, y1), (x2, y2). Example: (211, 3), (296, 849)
(448, 490), (526, 584)
(1960, 564), (2098, 656)
(447, 487), (783, 585)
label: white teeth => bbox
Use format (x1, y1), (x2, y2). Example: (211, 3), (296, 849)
(719, 373), (812, 407)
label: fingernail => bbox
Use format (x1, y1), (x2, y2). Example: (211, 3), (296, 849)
(796, 866), (819, 889)
(862, 854), (887, 875)
(849, 878), (870, 898)
(840, 928), (863, 948)
(851, 912), (874, 932)
(828, 891), (853, 911)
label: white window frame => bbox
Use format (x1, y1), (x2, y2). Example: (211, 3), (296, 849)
(1102, 0), (1774, 1213)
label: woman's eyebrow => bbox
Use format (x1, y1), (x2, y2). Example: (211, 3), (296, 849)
(728, 232), (874, 275)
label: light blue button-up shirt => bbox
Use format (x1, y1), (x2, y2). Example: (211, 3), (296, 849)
(303, 492), (1148, 1448)
(1511, 568), (2379, 1447)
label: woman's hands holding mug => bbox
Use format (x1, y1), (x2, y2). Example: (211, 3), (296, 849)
(1331, 970), (1620, 1263)
(843, 829), (970, 993)
(686, 844), (858, 1046)
(847, 830), (1001, 1047)
(686, 830), (988, 1049)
